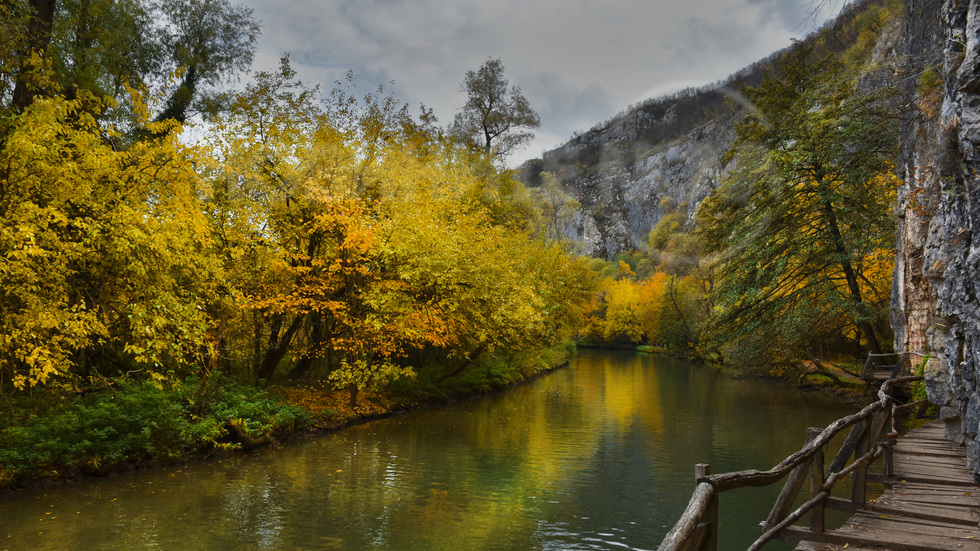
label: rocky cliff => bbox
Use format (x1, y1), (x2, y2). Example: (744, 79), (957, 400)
(519, 90), (739, 259)
(893, 0), (980, 470)
(518, 0), (890, 261)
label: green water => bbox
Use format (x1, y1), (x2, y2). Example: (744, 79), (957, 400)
(0, 349), (855, 550)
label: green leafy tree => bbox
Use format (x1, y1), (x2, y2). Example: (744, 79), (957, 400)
(450, 58), (540, 160)
(153, 0), (260, 125)
(2, 0), (259, 134)
(697, 46), (898, 365)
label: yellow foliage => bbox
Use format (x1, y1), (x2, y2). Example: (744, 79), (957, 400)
(200, 59), (597, 389)
(0, 94), (217, 388)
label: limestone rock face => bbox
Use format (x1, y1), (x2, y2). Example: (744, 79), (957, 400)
(894, 0), (980, 466)
(519, 94), (737, 260)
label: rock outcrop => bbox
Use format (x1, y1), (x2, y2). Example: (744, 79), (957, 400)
(520, 93), (738, 259)
(893, 0), (980, 468)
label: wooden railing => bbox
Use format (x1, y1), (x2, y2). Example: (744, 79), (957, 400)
(656, 375), (927, 551)
(859, 351), (928, 384)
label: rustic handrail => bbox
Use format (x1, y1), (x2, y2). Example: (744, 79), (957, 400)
(656, 375), (923, 551)
(860, 351), (927, 382)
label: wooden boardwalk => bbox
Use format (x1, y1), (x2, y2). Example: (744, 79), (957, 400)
(797, 421), (980, 551)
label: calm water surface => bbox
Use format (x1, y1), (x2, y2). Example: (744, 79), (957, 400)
(0, 349), (855, 550)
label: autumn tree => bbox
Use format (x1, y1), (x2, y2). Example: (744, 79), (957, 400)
(203, 58), (594, 404)
(450, 58), (540, 160)
(697, 46), (899, 365)
(0, 93), (218, 390)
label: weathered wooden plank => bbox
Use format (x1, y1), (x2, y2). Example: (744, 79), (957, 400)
(893, 446), (968, 458)
(795, 420), (980, 550)
(889, 467), (974, 481)
(888, 481), (978, 495)
(888, 474), (977, 487)
(785, 522), (976, 551)
(902, 444), (961, 451)
(891, 450), (968, 461)
(823, 496), (979, 525)
(843, 512), (980, 541)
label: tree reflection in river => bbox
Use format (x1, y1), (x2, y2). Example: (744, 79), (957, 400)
(0, 349), (853, 551)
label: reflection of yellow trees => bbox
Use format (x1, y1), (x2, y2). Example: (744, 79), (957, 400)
(599, 357), (664, 437)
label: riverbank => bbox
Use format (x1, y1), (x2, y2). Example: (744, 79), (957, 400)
(633, 344), (874, 407)
(0, 342), (577, 493)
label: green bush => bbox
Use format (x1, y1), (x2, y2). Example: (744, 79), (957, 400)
(0, 377), (308, 486)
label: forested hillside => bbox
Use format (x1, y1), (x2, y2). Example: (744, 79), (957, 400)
(526, 0), (905, 369)
(519, 0), (901, 261)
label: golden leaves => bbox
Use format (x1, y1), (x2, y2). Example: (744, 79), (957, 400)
(0, 94), (217, 388)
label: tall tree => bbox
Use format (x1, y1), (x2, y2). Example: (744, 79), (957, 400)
(8, 0), (56, 110)
(697, 46), (899, 365)
(153, 0), (260, 125)
(451, 58), (540, 160)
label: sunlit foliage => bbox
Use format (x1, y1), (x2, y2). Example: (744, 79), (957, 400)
(0, 93), (217, 389)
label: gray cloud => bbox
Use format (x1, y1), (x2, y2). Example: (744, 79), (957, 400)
(239, 0), (842, 165)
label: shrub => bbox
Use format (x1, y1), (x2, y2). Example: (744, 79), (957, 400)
(0, 377), (308, 487)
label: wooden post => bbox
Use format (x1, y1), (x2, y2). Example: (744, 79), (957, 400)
(695, 464), (718, 551)
(890, 353), (906, 379)
(851, 415), (872, 505)
(762, 428), (819, 532)
(808, 428), (826, 533)
(829, 419), (868, 474)
(883, 405), (896, 477)
(860, 353), (873, 383)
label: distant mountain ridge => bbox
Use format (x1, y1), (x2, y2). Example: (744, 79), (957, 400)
(518, 0), (893, 260)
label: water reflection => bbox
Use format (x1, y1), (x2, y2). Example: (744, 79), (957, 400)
(0, 350), (854, 550)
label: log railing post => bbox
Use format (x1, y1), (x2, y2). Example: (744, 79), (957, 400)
(860, 353), (875, 383)
(762, 428), (819, 532)
(890, 353), (907, 379)
(807, 427), (826, 533)
(695, 464), (718, 551)
(882, 404), (896, 477)
(851, 415), (872, 505)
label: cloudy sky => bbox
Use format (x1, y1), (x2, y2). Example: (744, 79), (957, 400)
(237, 0), (841, 166)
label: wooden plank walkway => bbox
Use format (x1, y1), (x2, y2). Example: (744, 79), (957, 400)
(797, 421), (980, 551)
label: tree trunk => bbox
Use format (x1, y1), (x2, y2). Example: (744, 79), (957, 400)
(821, 197), (883, 357)
(348, 384), (358, 409)
(257, 314), (304, 384)
(436, 344), (487, 383)
(667, 276), (694, 347)
(289, 312), (324, 379)
(12, 0), (56, 110)
(153, 64), (198, 125)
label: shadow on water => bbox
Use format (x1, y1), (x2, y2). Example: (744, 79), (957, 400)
(0, 349), (856, 551)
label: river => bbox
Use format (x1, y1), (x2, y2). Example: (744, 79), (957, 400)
(0, 349), (855, 550)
